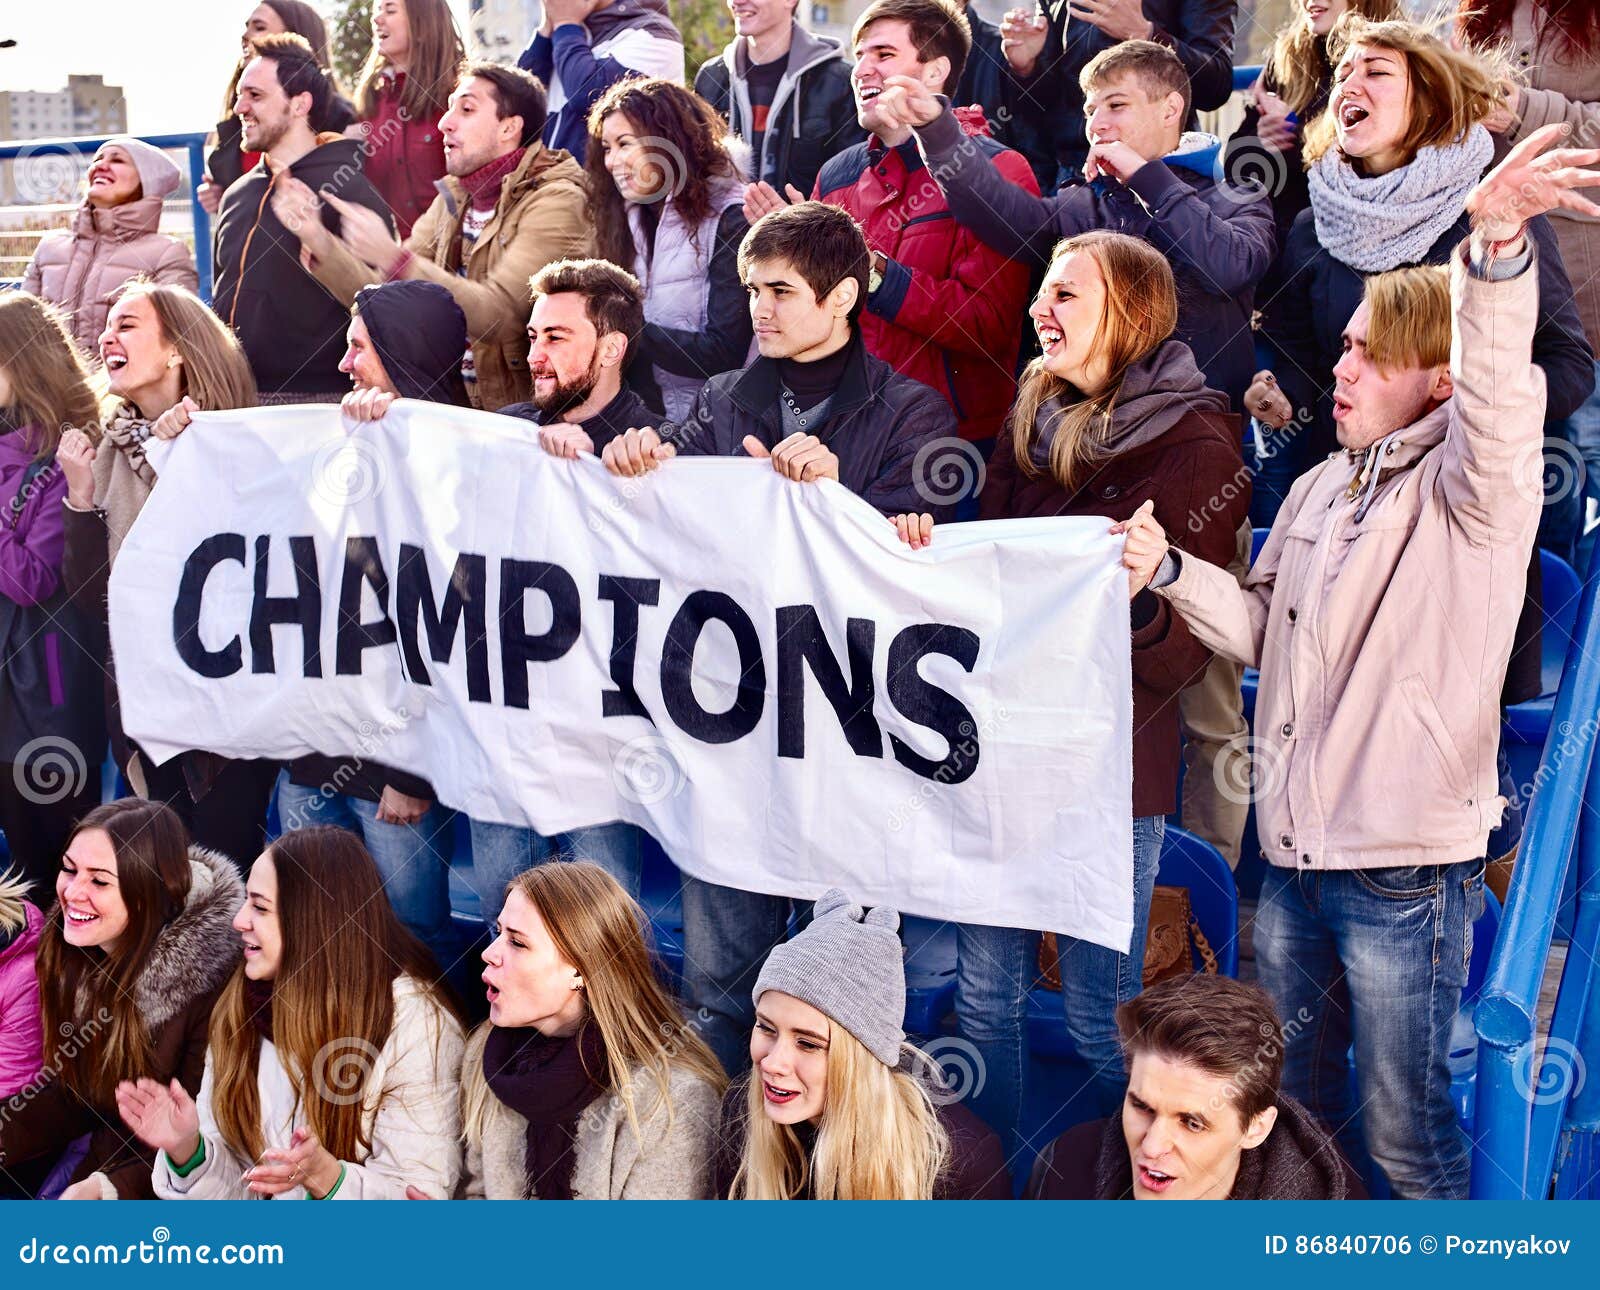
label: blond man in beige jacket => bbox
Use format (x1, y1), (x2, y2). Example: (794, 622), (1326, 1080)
(1118, 124), (1600, 1200)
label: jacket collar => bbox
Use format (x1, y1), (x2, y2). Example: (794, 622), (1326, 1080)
(727, 20), (843, 79)
(128, 846), (244, 1031)
(1341, 399), (1450, 518)
(434, 142), (574, 220)
(74, 193), (164, 242)
(727, 330), (872, 430)
(867, 133), (926, 176)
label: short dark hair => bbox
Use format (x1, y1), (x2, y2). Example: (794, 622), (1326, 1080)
(248, 32), (336, 131)
(1117, 975), (1284, 1127)
(852, 0), (972, 96)
(460, 60), (549, 147)
(738, 202), (870, 323)
(529, 258), (646, 370)
(1081, 39), (1193, 119)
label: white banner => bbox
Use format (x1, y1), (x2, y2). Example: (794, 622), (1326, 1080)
(110, 404), (1135, 948)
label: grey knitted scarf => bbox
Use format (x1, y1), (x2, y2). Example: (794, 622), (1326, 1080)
(1308, 126), (1494, 272)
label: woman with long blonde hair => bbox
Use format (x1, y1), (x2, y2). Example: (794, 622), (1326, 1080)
(55, 280), (276, 869)
(890, 231), (1248, 1152)
(118, 826), (466, 1200)
(1226, 0), (1404, 239)
(716, 889), (1008, 1199)
(0, 799), (242, 1199)
(460, 860), (725, 1199)
(0, 293), (107, 890)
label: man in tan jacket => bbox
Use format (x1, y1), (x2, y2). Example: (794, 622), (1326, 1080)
(271, 62), (593, 412)
(1119, 124), (1600, 1200)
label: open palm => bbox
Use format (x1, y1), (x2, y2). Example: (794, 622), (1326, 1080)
(1467, 122), (1600, 240)
(116, 1077), (200, 1157)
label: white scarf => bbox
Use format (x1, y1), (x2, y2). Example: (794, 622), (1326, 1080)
(1309, 127), (1495, 272)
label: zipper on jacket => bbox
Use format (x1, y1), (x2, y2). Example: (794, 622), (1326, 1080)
(227, 175), (279, 332)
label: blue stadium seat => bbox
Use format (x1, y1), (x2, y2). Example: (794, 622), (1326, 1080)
(1241, 527), (1270, 724)
(902, 916), (958, 1037)
(1504, 549), (1582, 746)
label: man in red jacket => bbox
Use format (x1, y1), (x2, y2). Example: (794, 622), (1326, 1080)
(746, 0), (1037, 505)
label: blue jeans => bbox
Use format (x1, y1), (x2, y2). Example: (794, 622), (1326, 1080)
(468, 818), (643, 926)
(275, 780), (460, 968)
(680, 879), (812, 1075)
(953, 814), (1165, 1157)
(1254, 860), (1485, 1200)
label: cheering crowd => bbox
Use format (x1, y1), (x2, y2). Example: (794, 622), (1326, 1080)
(0, 0), (1598, 1202)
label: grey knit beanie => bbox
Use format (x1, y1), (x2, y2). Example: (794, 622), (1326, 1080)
(752, 889), (905, 1067)
(98, 137), (182, 200)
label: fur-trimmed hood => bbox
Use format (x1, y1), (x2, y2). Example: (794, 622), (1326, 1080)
(133, 846), (244, 1031)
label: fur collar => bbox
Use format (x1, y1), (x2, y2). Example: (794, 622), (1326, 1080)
(134, 846), (244, 1031)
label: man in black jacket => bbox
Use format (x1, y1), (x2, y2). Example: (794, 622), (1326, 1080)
(211, 33), (394, 403)
(600, 202), (957, 1071)
(696, 0), (860, 199)
(999, 0), (1236, 189)
(878, 38), (1273, 411)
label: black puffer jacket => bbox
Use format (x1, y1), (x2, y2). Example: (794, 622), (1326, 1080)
(662, 332), (958, 520)
(695, 22), (860, 199)
(211, 136), (393, 396)
(1010, 0), (1237, 180)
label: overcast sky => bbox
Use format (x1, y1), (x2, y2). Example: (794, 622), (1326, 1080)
(1, 2), (476, 136)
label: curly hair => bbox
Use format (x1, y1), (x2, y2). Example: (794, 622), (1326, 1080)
(584, 77), (742, 270)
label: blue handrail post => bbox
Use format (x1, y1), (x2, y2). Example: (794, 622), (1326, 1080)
(186, 137), (213, 305)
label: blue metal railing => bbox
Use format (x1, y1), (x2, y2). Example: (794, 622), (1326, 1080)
(1233, 64), (1263, 93)
(1473, 539), (1600, 1198)
(0, 131), (212, 302)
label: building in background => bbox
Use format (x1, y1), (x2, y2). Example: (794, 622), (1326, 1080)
(0, 73), (127, 203)
(466, 0), (538, 61)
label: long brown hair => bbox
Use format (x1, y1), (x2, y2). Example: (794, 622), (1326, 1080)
(1458, 0), (1600, 56)
(37, 800), (195, 1103)
(0, 293), (105, 462)
(1265, 0), (1405, 115)
(114, 280), (258, 413)
(1303, 14), (1506, 166)
(464, 862), (725, 1152)
(219, 0), (337, 120)
(208, 827), (462, 1166)
(585, 77), (743, 270)
(355, 0), (465, 123)
(1009, 232), (1177, 491)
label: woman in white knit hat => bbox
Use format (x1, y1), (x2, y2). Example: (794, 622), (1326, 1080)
(23, 137), (198, 355)
(714, 889), (1009, 1200)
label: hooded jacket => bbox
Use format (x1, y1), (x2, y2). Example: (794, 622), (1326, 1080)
(914, 108), (1275, 411)
(24, 139), (197, 354)
(1009, 0), (1237, 178)
(306, 143), (593, 414)
(695, 22), (860, 198)
(664, 332), (959, 519)
(154, 976), (465, 1200)
(0, 900), (44, 1099)
(458, 1021), (722, 1199)
(817, 107), (1039, 443)
(981, 340), (1247, 818)
(519, 0), (686, 162)
(212, 136), (395, 396)
(0, 847), (243, 1199)
(1158, 251), (1545, 871)
(286, 280), (464, 806)
(1028, 1095), (1361, 1199)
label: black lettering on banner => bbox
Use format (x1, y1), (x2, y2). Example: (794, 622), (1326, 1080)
(598, 575), (660, 720)
(885, 623), (981, 783)
(775, 606), (881, 759)
(335, 537), (397, 675)
(661, 591), (766, 743)
(173, 533), (246, 678)
(499, 559), (581, 710)
(396, 544), (491, 703)
(249, 535), (323, 677)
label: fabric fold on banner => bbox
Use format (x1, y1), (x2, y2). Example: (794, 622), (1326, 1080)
(111, 404), (1135, 949)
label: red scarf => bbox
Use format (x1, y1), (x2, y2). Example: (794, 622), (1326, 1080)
(461, 147), (527, 209)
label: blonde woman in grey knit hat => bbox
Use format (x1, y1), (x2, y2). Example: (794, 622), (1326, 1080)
(712, 889), (1010, 1199)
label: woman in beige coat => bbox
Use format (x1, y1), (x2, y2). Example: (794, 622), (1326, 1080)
(23, 137), (197, 354)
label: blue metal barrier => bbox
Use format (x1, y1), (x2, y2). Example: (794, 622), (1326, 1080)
(0, 131), (212, 302)
(1473, 539), (1600, 1197)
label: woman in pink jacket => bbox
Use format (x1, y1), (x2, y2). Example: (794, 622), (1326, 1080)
(0, 866), (44, 1101)
(22, 138), (197, 356)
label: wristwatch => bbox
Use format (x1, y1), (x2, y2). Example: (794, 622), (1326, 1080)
(868, 250), (887, 295)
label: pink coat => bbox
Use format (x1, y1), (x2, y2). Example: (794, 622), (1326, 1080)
(1158, 251), (1546, 870)
(23, 195), (197, 355)
(0, 901), (44, 1099)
